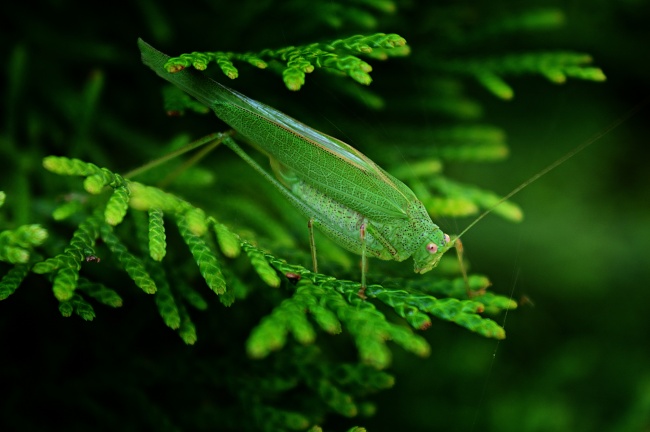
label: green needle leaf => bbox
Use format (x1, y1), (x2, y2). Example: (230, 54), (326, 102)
(77, 278), (123, 307)
(241, 241), (281, 288)
(211, 220), (241, 258)
(105, 186), (130, 226)
(148, 208), (167, 261)
(177, 215), (226, 295)
(0, 264), (29, 300)
(101, 224), (157, 295)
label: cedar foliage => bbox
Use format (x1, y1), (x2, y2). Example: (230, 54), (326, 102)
(3, 1), (644, 431)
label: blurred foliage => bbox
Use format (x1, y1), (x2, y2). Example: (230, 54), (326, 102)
(1, 0), (649, 431)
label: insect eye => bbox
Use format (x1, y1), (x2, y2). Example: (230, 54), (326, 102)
(443, 234), (450, 244)
(426, 242), (438, 254)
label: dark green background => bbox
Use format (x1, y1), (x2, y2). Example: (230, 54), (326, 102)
(2, 1), (649, 431)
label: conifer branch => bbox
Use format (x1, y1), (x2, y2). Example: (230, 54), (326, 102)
(100, 223), (158, 295)
(455, 8), (566, 44)
(147, 208), (167, 261)
(0, 264), (30, 300)
(421, 176), (523, 222)
(0, 224), (48, 264)
(438, 51), (606, 99)
(163, 33), (408, 91)
(59, 294), (96, 321)
(32, 153), (513, 353)
(177, 214), (226, 296)
(32, 213), (103, 300)
(77, 278), (123, 307)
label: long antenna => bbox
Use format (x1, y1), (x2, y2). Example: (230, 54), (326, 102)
(457, 100), (648, 240)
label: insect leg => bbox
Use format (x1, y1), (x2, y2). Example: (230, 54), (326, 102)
(308, 218), (318, 273)
(453, 239), (475, 298)
(223, 137), (318, 217)
(455, 238), (467, 291)
(363, 223), (399, 258)
(125, 131), (233, 180)
(224, 137), (335, 275)
(358, 221), (368, 299)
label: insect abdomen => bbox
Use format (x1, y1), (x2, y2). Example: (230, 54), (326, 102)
(291, 181), (406, 261)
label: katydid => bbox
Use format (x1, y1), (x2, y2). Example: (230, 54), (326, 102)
(137, 39), (642, 296)
(139, 39), (454, 295)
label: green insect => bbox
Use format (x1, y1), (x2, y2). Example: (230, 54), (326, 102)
(137, 39), (465, 294)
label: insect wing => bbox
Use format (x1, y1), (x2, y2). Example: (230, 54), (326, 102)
(139, 39), (415, 221)
(239, 103), (414, 220)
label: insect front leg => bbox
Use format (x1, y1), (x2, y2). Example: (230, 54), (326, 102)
(454, 238), (470, 297)
(453, 239), (486, 298)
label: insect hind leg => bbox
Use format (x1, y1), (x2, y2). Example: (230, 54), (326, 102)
(308, 218), (318, 273)
(358, 221), (368, 300)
